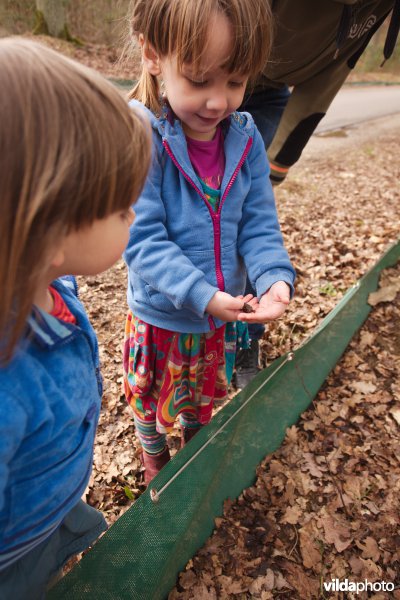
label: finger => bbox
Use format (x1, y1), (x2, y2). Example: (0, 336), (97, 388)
(240, 303), (287, 322)
(275, 293), (290, 305)
(242, 293), (254, 303)
(247, 297), (259, 307)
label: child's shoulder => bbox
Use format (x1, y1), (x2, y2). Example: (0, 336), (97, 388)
(228, 111), (266, 156)
(128, 99), (164, 145)
(128, 99), (162, 131)
(128, 99), (154, 120)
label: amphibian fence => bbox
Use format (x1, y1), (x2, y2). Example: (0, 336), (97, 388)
(50, 240), (400, 600)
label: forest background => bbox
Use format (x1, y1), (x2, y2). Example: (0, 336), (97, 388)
(1, 0), (400, 83)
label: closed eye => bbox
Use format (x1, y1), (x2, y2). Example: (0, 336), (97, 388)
(186, 77), (208, 87)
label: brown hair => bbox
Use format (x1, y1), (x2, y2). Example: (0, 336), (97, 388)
(0, 37), (151, 363)
(128, 0), (273, 112)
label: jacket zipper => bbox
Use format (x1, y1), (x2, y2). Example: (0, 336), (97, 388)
(163, 137), (253, 327)
(216, 137), (253, 289)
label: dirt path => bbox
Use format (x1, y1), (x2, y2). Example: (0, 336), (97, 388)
(314, 87), (400, 134)
(303, 112), (400, 162)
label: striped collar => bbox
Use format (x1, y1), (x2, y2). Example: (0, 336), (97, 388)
(26, 278), (78, 348)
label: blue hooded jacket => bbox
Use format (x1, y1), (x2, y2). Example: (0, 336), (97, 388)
(0, 277), (102, 568)
(125, 101), (295, 332)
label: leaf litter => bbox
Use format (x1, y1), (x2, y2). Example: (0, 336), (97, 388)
(74, 116), (399, 597)
(169, 259), (400, 600)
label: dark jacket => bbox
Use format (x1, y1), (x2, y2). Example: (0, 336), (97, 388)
(258, 0), (398, 183)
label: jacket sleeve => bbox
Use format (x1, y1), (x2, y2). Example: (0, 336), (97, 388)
(267, 58), (350, 185)
(0, 392), (27, 512)
(238, 127), (296, 297)
(124, 141), (218, 318)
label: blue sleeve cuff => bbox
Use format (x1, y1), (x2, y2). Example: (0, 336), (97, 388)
(183, 279), (219, 318)
(256, 268), (295, 299)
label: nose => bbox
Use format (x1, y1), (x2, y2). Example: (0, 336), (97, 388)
(206, 90), (228, 113)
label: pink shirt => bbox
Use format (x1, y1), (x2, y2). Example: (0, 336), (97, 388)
(186, 126), (225, 191)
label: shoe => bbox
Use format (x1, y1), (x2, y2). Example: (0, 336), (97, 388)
(181, 425), (202, 448)
(142, 446), (171, 485)
(234, 338), (260, 389)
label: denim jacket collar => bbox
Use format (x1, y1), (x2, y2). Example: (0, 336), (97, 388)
(26, 279), (79, 349)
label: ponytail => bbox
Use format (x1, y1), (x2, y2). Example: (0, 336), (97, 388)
(129, 69), (161, 114)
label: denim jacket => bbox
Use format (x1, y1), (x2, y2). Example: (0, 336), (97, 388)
(0, 277), (102, 568)
(125, 101), (295, 332)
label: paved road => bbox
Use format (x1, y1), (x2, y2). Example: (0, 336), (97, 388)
(315, 84), (400, 133)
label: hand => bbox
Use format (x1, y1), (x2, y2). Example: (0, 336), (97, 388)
(206, 292), (256, 322)
(238, 281), (290, 323)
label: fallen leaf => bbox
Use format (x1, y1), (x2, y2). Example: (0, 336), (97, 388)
(350, 381), (377, 394)
(299, 525), (322, 570)
(355, 536), (380, 562)
(389, 407), (400, 426)
(248, 570), (275, 594)
(281, 505), (302, 525)
(320, 515), (353, 553)
(368, 281), (400, 306)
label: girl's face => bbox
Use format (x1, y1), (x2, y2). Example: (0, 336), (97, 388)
(151, 12), (248, 141)
(57, 208), (135, 277)
(33, 208), (135, 312)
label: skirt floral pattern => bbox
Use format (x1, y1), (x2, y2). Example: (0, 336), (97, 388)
(123, 312), (230, 433)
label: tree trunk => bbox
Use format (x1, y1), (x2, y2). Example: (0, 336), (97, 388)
(35, 0), (70, 39)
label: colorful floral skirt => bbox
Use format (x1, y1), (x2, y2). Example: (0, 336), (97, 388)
(123, 312), (231, 433)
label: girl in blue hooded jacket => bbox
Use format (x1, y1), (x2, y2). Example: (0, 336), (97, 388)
(123, 0), (296, 484)
(0, 39), (150, 599)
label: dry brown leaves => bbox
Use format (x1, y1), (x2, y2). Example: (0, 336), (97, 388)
(18, 33), (141, 80)
(169, 263), (400, 599)
(75, 120), (400, 589)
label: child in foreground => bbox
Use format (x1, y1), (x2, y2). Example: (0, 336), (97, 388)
(123, 0), (296, 484)
(0, 38), (150, 599)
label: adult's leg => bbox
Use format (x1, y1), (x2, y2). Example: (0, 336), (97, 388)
(240, 85), (291, 149)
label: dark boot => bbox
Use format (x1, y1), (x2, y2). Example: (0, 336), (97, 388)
(142, 446), (171, 485)
(181, 425), (202, 448)
(234, 338), (260, 389)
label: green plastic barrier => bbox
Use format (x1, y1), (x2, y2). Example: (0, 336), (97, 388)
(50, 240), (400, 600)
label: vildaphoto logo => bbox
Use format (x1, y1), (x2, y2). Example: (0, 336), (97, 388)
(323, 579), (394, 594)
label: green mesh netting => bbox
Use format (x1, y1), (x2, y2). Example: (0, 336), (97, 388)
(49, 240), (400, 600)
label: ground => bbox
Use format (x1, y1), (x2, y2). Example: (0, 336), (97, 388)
(168, 267), (400, 600)
(25, 36), (399, 597)
(73, 113), (400, 598)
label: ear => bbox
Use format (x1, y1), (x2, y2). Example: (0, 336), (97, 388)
(139, 35), (162, 76)
(49, 245), (65, 269)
